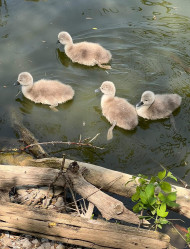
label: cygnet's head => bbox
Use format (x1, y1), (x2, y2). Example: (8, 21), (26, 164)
(16, 72), (33, 86)
(136, 91), (155, 108)
(58, 31), (73, 45)
(99, 81), (116, 96)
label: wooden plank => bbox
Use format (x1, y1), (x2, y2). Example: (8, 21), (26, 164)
(0, 202), (173, 249)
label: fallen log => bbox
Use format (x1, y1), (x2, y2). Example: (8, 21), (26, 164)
(65, 161), (139, 224)
(0, 202), (174, 249)
(0, 152), (190, 219)
(0, 163), (139, 225)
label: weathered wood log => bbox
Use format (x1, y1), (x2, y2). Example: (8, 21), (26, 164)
(0, 152), (190, 219)
(65, 161), (139, 224)
(0, 164), (65, 189)
(0, 163), (139, 225)
(9, 107), (48, 158)
(0, 202), (174, 249)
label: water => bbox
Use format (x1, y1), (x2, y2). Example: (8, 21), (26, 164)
(0, 0), (190, 246)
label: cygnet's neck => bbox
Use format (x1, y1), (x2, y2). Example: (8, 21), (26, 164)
(21, 83), (33, 95)
(65, 40), (74, 49)
(101, 94), (114, 107)
(136, 104), (151, 118)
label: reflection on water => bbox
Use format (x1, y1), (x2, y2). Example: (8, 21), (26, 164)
(0, 0), (8, 27)
(0, 0), (190, 192)
(82, 7), (119, 17)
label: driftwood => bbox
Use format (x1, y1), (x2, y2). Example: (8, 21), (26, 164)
(0, 201), (174, 249)
(0, 162), (174, 248)
(0, 163), (139, 225)
(9, 107), (48, 158)
(66, 161), (139, 224)
(0, 152), (189, 220)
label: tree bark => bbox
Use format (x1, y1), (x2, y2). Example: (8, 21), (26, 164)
(0, 202), (174, 249)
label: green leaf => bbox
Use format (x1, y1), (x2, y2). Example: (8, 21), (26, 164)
(157, 224), (162, 229)
(149, 197), (157, 206)
(160, 181), (171, 193)
(167, 171), (177, 181)
(138, 174), (148, 179)
(138, 178), (147, 185)
(132, 192), (140, 202)
(166, 201), (179, 208)
(139, 216), (152, 220)
(145, 183), (155, 199)
(158, 192), (166, 202)
(151, 209), (156, 215)
(167, 192), (177, 202)
(157, 203), (169, 218)
(150, 176), (157, 184)
(159, 218), (169, 225)
(140, 191), (148, 204)
(158, 170), (166, 180)
(133, 203), (142, 213)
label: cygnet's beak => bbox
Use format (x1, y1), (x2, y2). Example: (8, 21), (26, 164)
(14, 81), (20, 86)
(95, 88), (100, 93)
(136, 101), (144, 108)
(56, 40), (60, 44)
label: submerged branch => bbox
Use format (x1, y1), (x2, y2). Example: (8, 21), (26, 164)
(0, 134), (104, 153)
(23, 134), (103, 151)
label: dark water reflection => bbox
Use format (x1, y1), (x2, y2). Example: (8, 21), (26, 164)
(0, 0), (190, 197)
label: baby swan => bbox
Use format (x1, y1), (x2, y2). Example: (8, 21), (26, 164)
(96, 81), (138, 140)
(15, 72), (74, 111)
(57, 31), (112, 69)
(136, 91), (182, 120)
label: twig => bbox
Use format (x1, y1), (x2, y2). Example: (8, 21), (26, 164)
(170, 222), (190, 247)
(83, 198), (87, 212)
(15, 90), (21, 97)
(64, 176), (80, 216)
(43, 154), (66, 208)
(88, 133), (100, 143)
(79, 134), (82, 143)
(22, 138), (104, 151)
(0, 134), (103, 153)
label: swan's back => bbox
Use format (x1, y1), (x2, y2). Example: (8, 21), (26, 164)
(25, 79), (74, 105)
(150, 94), (181, 119)
(101, 95), (138, 130)
(66, 41), (111, 66)
(138, 93), (182, 120)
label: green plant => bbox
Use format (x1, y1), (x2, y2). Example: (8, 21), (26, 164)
(127, 169), (179, 230)
(186, 227), (190, 245)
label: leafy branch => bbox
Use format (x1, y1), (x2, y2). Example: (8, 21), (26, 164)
(127, 169), (179, 230)
(127, 169), (190, 247)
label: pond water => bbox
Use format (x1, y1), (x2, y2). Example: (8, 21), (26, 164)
(0, 0), (190, 246)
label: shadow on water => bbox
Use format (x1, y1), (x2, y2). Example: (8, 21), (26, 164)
(16, 95), (74, 115)
(56, 48), (104, 71)
(0, 0), (8, 28)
